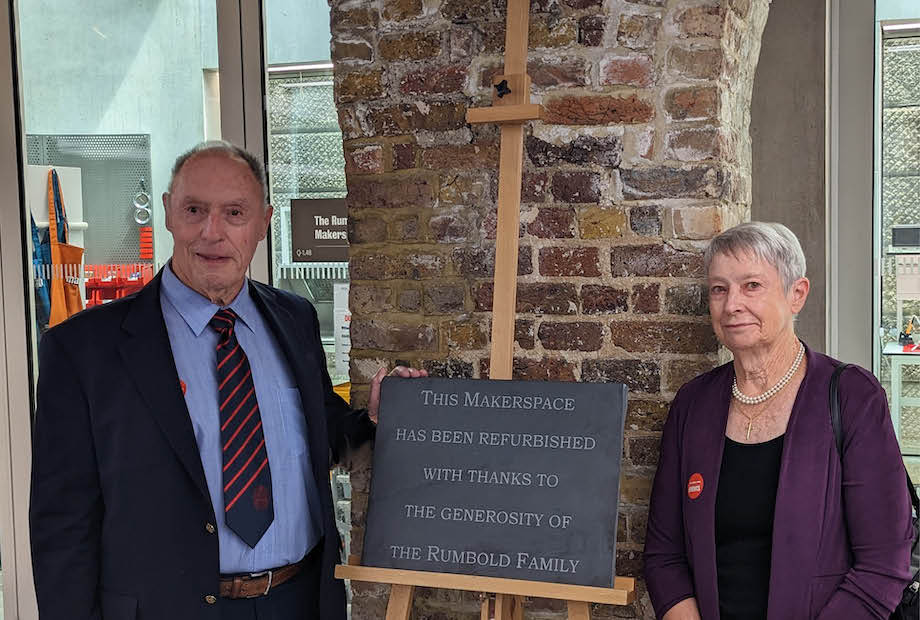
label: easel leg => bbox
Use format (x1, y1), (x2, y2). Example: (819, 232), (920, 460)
(386, 584), (415, 620)
(481, 594), (524, 620)
(567, 600), (591, 620)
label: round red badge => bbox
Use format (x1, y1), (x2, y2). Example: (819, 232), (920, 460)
(687, 473), (704, 500)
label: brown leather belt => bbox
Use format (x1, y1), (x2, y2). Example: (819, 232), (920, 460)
(219, 558), (305, 599)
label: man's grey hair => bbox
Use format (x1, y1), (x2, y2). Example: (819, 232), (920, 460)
(167, 140), (268, 204)
(703, 221), (806, 291)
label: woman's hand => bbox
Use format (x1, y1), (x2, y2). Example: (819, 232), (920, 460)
(368, 365), (428, 423)
(662, 597), (702, 620)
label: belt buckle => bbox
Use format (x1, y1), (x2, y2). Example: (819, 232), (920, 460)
(247, 569), (273, 598)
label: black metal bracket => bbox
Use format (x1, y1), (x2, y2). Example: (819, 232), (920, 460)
(494, 79), (511, 98)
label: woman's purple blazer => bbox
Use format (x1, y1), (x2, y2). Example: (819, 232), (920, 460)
(644, 345), (914, 619)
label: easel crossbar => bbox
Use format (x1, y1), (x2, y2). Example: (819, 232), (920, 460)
(335, 565), (636, 605)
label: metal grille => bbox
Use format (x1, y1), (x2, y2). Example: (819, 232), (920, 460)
(26, 134), (152, 264)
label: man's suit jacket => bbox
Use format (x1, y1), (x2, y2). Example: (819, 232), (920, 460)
(644, 345), (914, 619)
(30, 273), (375, 620)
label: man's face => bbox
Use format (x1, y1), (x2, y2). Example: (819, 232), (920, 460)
(163, 153), (272, 305)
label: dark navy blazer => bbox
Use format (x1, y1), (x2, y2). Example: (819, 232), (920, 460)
(30, 273), (374, 620)
(644, 345), (914, 619)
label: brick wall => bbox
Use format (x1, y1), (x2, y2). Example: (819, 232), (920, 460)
(331, 0), (770, 617)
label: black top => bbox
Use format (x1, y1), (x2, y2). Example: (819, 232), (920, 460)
(715, 434), (785, 620)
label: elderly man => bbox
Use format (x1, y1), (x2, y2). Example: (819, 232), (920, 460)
(30, 141), (422, 620)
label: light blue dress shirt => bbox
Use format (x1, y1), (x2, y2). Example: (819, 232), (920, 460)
(160, 264), (321, 573)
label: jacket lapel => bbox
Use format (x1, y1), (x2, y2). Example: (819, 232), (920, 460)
(117, 273), (210, 502)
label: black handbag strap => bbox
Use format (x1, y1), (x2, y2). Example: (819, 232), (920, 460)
(829, 363), (920, 517)
(829, 363), (850, 458)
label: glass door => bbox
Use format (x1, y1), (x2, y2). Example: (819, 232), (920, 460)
(875, 7), (920, 481)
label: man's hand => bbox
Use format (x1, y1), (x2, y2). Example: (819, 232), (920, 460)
(368, 365), (428, 424)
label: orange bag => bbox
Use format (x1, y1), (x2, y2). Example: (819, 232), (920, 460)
(47, 169), (84, 327)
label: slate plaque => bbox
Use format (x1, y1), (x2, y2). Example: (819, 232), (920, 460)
(363, 377), (627, 587)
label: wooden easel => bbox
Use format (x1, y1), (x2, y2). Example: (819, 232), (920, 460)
(336, 0), (636, 616)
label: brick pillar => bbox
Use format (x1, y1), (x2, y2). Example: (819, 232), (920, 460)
(331, 1), (770, 617)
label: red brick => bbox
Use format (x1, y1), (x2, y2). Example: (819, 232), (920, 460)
(627, 398), (670, 431)
(452, 246), (532, 277)
(515, 319), (535, 349)
(350, 318), (437, 351)
(445, 319), (488, 348)
(552, 171), (601, 203)
(442, 0), (493, 21)
(400, 64), (467, 95)
(337, 70), (385, 103)
(345, 144), (384, 175)
(545, 95), (654, 125)
(529, 17), (577, 49)
(527, 207), (575, 238)
(382, 0), (423, 21)
(631, 283), (660, 314)
(677, 5), (726, 38)
(393, 143), (417, 170)
(578, 15), (605, 46)
(609, 320), (718, 353)
(349, 216), (387, 243)
(582, 285), (629, 314)
(668, 46), (724, 80)
(600, 54), (655, 88)
(350, 284), (393, 314)
(663, 358), (716, 391)
(366, 102), (468, 136)
(421, 143), (500, 170)
(664, 86), (719, 121)
(346, 174), (437, 209)
(539, 247), (601, 277)
(429, 211), (474, 243)
(665, 283), (708, 315)
(390, 215), (420, 241)
(630, 205), (662, 236)
(331, 7), (379, 30)
(474, 283), (578, 314)
(526, 135), (622, 168)
(617, 14), (661, 50)
(610, 244), (703, 278)
(351, 251), (446, 280)
(512, 357), (577, 381)
(621, 166), (726, 200)
(424, 283), (466, 313)
(422, 358), (474, 378)
(539, 321), (604, 351)
(396, 287), (421, 312)
(333, 40), (373, 62)
(583, 359), (660, 394)
(522, 172), (549, 202)
(628, 434), (661, 467)
(379, 32), (441, 61)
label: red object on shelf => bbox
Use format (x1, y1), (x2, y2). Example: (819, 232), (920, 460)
(84, 263), (154, 308)
(139, 226), (153, 260)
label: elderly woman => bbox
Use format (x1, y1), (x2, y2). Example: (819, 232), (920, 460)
(644, 222), (914, 619)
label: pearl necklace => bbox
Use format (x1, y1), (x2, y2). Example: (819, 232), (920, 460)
(732, 342), (805, 439)
(732, 342), (805, 406)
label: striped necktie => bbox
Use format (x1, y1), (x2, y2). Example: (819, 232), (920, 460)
(210, 308), (274, 548)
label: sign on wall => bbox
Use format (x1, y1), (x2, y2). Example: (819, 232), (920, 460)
(363, 377), (627, 587)
(290, 198), (348, 262)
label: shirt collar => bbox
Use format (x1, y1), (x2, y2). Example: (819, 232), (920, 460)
(161, 262), (257, 337)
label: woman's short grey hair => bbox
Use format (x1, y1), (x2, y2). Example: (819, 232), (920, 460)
(167, 140), (268, 204)
(703, 221), (806, 291)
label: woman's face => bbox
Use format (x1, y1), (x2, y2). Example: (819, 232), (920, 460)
(707, 250), (809, 353)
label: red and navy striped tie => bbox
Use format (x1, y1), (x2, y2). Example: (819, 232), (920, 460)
(210, 308), (274, 548)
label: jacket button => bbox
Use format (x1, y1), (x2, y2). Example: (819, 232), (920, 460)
(205, 595), (217, 605)
(205, 522), (216, 534)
